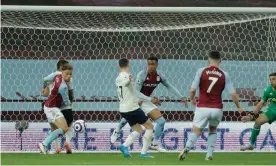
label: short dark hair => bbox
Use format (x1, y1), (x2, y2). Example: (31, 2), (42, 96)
(269, 72), (276, 77)
(62, 63), (73, 71)
(209, 51), (221, 60)
(147, 56), (158, 63)
(119, 58), (129, 68)
(57, 59), (69, 70)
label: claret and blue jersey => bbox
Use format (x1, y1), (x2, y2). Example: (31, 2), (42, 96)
(191, 66), (235, 109)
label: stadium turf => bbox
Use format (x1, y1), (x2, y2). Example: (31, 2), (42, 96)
(1, 152), (275, 165)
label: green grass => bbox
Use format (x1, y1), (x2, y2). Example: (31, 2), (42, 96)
(1, 152), (275, 165)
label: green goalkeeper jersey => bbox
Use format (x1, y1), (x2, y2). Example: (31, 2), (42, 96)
(262, 85), (276, 110)
(262, 85), (276, 124)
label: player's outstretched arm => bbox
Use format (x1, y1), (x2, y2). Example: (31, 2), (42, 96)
(253, 99), (265, 114)
(242, 86), (270, 122)
(224, 72), (243, 113)
(159, 72), (187, 106)
(230, 92), (243, 113)
(252, 86), (270, 114)
(241, 99), (265, 123)
(189, 88), (197, 106)
(42, 71), (60, 88)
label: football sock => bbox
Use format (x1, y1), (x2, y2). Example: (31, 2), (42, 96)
(153, 117), (165, 145)
(250, 127), (260, 145)
(141, 129), (153, 154)
(206, 132), (217, 157)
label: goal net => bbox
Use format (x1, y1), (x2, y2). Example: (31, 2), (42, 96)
(1, 6), (276, 152)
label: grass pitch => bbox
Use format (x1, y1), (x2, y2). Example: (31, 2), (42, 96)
(1, 152), (275, 165)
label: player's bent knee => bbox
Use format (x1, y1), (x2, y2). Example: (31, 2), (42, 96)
(255, 115), (268, 127)
(208, 125), (217, 133)
(54, 118), (68, 132)
(58, 121), (69, 132)
(148, 109), (162, 120)
(143, 119), (153, 129)
(192, 126), (202, 136)
(132, 124), (143, 133)
(50, 123), (58, 131)
(61, 125), (69, 133)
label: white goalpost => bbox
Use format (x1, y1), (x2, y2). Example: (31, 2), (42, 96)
(1, 6), (276, 152)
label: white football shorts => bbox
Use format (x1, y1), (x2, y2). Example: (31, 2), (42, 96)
(140, 101), (158, 114)
(193, 107), (223, 128)
(44, 106), (64, 123)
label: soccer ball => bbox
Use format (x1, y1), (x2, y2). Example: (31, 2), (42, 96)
(73, 120), (86, 133)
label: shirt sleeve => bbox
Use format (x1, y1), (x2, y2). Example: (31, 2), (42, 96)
(135, 71), (152, 101)
(262, 86), (271, 102)
(191, 68), (204, 89)
(58, 80), (71, 106)
(159, 71), (183, 99)
(43, 71), (60, 88)
(224, 72), (235, 94)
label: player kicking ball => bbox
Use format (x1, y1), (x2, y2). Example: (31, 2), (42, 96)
(179, 51), (243, 161)
(111, 56), (187, 152)
(41, 60), (74, 154)
(116, 58), (154, 158)
(240, 72), (276, 151)
(38, 64), (73, 154)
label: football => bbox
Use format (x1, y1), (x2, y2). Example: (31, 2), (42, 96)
(73, 120), (86, 133)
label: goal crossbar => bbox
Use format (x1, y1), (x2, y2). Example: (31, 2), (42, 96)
(1, 5), (276, 13)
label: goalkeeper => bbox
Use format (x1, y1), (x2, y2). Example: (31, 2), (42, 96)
(240, 72), (276, 151)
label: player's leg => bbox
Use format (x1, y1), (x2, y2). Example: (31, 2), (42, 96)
(119, 112), (138, 158)
(64, 123), (74, 153)
(39, 107), (68, 154)
(179, 107), (209, 160)
(41, 103), (60, 154)
(205, 108), (222, 160)
(240, 113), (270, 151)
(205, 125), (217, 160)
(123, 124), (141, 148)
(142, 101), (166, 152)
(140, 118), (154, 158)
(148, 109), (165, 145)
(49, 123), (61, 153)
(120, 124), (141, 158)
(110, 118), (128, 143)
(61, 109), (74, 154)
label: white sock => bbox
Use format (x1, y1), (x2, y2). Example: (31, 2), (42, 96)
(141, 129), (153, 154)
(123, 131), (140, 147)
(65, 126), (74, 143)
